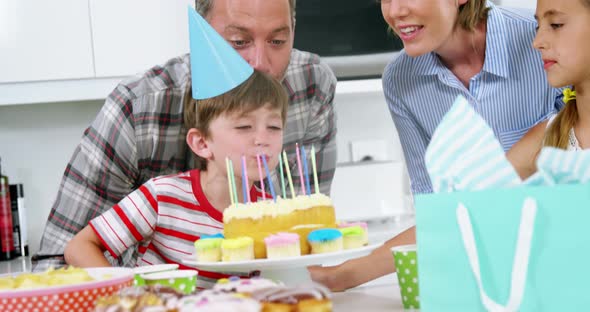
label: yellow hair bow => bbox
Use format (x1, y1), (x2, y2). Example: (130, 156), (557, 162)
(563, 88), (576, 103)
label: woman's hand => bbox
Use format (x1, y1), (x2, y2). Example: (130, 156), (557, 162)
(308, 264), (349, 292)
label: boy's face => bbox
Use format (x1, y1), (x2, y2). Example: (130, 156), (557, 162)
(533, 0), (590, 87)
(205, 105), (284, 181)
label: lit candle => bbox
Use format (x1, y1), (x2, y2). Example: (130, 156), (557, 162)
(311, 145), (320, 194)
(241, 155), (251, 203)
(301, 145), (311, 196)
(295, 143), (306, 195)
(228, 159), (238, 207)
(278, 150), (286, 198)
(261, 155), (277, 201)
(256, 154), (266, 200)
(225, 158), (234, 206)
(283, 151), (295, 199)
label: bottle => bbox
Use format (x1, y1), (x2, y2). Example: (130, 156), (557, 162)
(0, 158), (15, 260)
(9, 185), (20, 257)
(10, 184), (28, 257)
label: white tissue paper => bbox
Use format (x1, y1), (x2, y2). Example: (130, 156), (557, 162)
(425, 95), (590, 192)
(425, 95), (522, 192)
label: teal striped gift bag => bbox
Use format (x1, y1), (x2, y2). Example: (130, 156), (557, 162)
(416, 96), (590, 311)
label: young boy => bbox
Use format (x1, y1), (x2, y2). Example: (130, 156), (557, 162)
(64, 9), (289, 289)
(64, 70), (287, 286)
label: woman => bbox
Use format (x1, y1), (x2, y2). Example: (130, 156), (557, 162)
(309, 0), (562, 291)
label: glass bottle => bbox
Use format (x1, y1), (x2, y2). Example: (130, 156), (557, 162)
(0, 157), (15, 260)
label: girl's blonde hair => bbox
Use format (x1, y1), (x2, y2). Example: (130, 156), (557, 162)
(183, 71), (289, 170)
(544, 99), (578, 149)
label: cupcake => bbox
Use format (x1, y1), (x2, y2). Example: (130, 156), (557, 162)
(221, 237), (255, 262)
(194, 234), (224, 262)
(250, 282), (333, 312)
(338, 221), (368, 245)
(308, 229), (343, 254)
(339, 226), (367, 249)
(201, 233), (225, 239)
(264, 232), (301, 259)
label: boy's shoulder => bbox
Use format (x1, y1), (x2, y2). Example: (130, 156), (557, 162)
(149, 170), (194, 192)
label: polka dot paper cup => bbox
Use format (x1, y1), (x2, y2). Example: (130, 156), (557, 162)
(141, 269), (198, 295)
(391, 244), (420, 310)
(132, 264), (179, 286)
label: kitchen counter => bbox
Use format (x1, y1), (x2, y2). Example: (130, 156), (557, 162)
(0, 256), (30, 275)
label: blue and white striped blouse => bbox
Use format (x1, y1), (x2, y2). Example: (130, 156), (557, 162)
(383, 2), (564, 194)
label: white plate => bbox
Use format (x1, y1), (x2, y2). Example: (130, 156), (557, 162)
(181, 243), (379, 272)
(132, 263), (179, 275)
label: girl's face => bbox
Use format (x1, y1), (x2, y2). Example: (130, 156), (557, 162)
(533, 0), (590, 88)
(380, 0), (468, 57)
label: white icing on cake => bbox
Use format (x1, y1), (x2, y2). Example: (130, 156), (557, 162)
(223, 194), (332, 222)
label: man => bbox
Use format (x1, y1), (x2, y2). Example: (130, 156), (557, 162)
(34, 0), (337, 270)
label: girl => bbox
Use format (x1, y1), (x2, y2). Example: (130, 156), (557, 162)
(508, 0), (590, 178)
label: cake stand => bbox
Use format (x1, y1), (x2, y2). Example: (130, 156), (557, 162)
(181, 243), (379, 284)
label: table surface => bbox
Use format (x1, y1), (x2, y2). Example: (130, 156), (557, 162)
(333, 272), (407, 311)
(1, 257), (409, 311)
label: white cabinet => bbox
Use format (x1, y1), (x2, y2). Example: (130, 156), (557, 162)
(0, 0), (94, 83)
(89, 0), (193, 77)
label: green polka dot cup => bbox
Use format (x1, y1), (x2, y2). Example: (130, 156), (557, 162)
(392, 244), (420, 310)
(133, 264), (179, 286)
(141, 269), (198, 295)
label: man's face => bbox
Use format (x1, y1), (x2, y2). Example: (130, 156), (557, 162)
(207, 0), (294, 81)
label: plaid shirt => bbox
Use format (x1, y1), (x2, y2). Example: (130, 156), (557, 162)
(34, 49), (337, 270)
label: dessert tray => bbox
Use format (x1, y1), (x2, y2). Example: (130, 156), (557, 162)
(182, 243), (379, 284)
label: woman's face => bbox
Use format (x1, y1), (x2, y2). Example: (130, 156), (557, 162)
(381, 0), (467, 57)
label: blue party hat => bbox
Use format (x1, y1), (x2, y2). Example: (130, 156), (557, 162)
(188, 7), (254, 100)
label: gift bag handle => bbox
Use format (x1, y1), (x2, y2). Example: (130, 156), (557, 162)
(456, 197), (537, 312)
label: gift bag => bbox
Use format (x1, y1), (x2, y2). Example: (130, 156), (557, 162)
(416, 95), (590, 311)
(415, 184), (590, 311)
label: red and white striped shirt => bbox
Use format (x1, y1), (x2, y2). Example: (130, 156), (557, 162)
(90, 169), (263, 289)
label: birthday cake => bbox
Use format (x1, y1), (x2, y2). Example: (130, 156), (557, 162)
(223, 194), (337, 258)
(196, 146), (367, 261)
